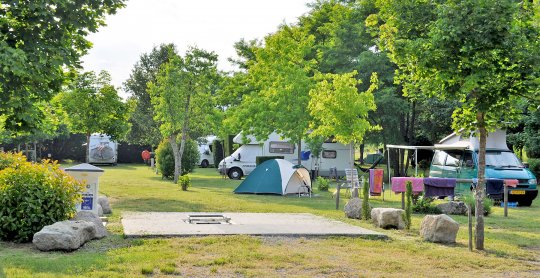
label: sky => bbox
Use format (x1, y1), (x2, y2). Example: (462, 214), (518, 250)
(82, 0), (312, 96)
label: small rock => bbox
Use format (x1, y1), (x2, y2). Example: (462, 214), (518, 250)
(73, 211), (107, 239)
(98, 196), (112, 214)
(437, 201), (467, 215)
(371, 208), (405, 229)
(344, 198), (362, 219)
(33, 220), (96, 251)
(420, 214), (460, 244)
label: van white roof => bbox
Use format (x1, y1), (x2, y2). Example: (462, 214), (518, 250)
(437, 129), (509, 151)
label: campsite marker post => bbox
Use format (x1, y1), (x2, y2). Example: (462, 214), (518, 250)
(504, 184), (508, 217)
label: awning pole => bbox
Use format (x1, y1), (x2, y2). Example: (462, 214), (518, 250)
(386, 147), (390, 202)
(415, 149), (418, 177)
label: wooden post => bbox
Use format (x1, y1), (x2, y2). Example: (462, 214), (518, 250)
(468, 204), (473, 251)
(401, 192), (405, 209)
(335, 183), (341, 210)
(504, 184), (508, 217)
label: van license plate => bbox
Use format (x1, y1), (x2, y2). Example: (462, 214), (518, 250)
(511, 190), (526, 195)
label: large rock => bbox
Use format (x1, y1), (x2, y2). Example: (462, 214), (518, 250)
(33, 220), (96, 251)
(97, 203), (104, 217)
(344, 198), (362, 219)
(437, 201), (467, 215)
(420, 214), (460, 244)
(98, 196), (112, 214)
(73, 211), (107, 239)
(371, 208), (405, 229)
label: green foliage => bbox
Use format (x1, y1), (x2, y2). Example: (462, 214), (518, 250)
(404, 181), (412, 229)
(362, 178), (371, 220)
(0, 153), (83, 242)
(527, 159), (540, 179)
(0, 0), (125, 134)
(156, 139), (200, 179)
(462, 194), (493, 217)
(524, 109), (540, 158)
(412, 195), (441, 214)
(212, 140), (224, 169)
(316, 177), (329, 192)
(56, 71), (131, 141)
(255, 156), (285, 166)
(309, 71), (378, 144)
(178, 175), (191, 191)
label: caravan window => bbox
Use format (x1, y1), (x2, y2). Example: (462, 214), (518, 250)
(269, 141), (295, 154)
(432, 151), (447, 166)
(322, 150), (337, 159)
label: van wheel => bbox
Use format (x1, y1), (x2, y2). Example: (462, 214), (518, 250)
(201, 160), (209, 168)
(228, 168), (243, 180)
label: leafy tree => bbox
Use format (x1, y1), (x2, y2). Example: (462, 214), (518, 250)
(124, 44), (176, 148)
(373, 0), (540, 250)
(149, 47), (219, 183)
(56, 71), (130, 162)
(0, 0), (125, 134)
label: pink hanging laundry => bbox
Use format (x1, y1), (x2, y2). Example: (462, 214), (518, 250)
(369, 169), (383, 196)
(504, 179), (519, 188)
(391, 177), (424, 193)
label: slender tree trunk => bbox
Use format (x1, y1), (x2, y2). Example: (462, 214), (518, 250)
(475, 112), (486, 250)
(174, 92), (192, 183)
(297, 140), (302, 165)
(86, 133), (91, 163)
(359, 143), (365, 164)
(169, 134), (180, 184)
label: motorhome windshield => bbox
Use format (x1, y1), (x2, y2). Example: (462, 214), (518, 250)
(485, 151), (522, 167)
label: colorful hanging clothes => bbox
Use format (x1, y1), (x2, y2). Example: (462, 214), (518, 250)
(504, 179), (519, 188)
(486, 179), (504, 195)
(423, 178), (456, 197)
(369, 169), (383, 196)
(391, 177), (424, 193)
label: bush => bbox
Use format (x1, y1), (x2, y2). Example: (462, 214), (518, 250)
(527, 158), (540, 180)
(412, 194), (442, 214)
(179, 175), (191, 191)
(316, 177), (329, 191)
(156, 139), (200, 179)
(404, 181), (412, 229)
(0, 153), (83, 242)
(462, 193), (493, 216)
(212, 139), (224, 169)
(362, 178), (371, 220)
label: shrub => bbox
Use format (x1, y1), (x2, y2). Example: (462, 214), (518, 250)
(412, 194), (442, 214)
(404, 181), (412, 229)
(156, 139), (200, 179)
(179, 175), (191, 191)
(362, 178), (371, 220)
(316, 177), (329, 191)
(212, 139), (224, 169)
(527, 158), (540, 180)
(462, 193), (493, 216)
(0, 152), (27, 170)
(0, 155), (83, 242)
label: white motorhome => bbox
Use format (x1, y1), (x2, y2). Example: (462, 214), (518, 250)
(218, 132), (352, 179)
(198, 135), (216, 168)
(88, 134), (118, 165)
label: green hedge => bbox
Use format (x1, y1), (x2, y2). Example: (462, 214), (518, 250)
(0, 153), (83, 242)
(156, 139), (200, 179)
(527, 158), (540, 179)
(256, 156), (284, 166)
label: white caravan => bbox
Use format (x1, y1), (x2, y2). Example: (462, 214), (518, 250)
(218, 132), (352, 179)
(88, 134), (118, 165)
(198, 135), (216, 168)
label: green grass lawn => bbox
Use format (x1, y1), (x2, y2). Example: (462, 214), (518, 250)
(1, 164), (539, 277)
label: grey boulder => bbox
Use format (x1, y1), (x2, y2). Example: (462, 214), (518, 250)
(420, 214), (460, 244)
(344, 198), (362, 219)
(437, 201), (468, 215)
(98, 196), (112, 214)
(97, 203), (104, 217)
(73, 211), (108, 239)
(371, 208), (405, 229)
(33, 220), (96, 251)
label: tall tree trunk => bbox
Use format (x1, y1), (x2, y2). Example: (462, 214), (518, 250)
(297, 140), (302, 165)
(86, 133), (91, 163)
(174, 92), (192, 183)
(409, 101), (416, 143)
(359, 143), (365, 164)
(169, 134), (180, 184)
(475, 112), (486, 250)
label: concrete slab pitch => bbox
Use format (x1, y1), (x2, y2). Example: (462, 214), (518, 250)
(121, 212), (386, 239)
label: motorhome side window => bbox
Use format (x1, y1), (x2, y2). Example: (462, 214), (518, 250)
(269, 141), (295, 154)
(432, 151), (447, 166)
(445, 150), (462, 167)
(322, 150), (337, 159)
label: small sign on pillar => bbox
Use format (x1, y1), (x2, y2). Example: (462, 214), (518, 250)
(65, 163), (104, 215)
